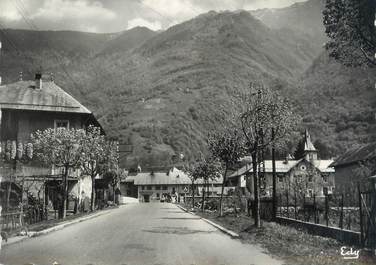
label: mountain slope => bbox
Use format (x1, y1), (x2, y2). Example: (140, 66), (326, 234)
(297, 52), (376, 156)
(251, 0), (326, 55)
(0, 4), (373, 167)
(99, 27), (157, 54)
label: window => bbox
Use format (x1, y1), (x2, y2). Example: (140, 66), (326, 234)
(54, 120), (69, 129)
(322, 174), (328, 182)
(308, 175), (313, 182)
(155, 185), (160, 190)
(278, 175), (284, 183)
(147, 186), (152, 190)
(323, 187), (328, 195)
(141, 186), (145, 190)
(307, 189), (313, 197)
(162, 186), (168, 190)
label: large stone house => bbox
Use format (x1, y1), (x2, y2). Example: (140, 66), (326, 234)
(121, 167), (223, 203)
(227, 131), (335, 199)
(0, 74), (102, 214)
(330, 142), (376, 194)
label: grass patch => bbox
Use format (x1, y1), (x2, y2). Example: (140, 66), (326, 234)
(184, 205), (375, 265)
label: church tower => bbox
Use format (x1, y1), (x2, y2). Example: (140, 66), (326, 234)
(304, 129), (318, 161)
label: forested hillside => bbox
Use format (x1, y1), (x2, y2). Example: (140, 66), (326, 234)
(0, 0), (374, 168)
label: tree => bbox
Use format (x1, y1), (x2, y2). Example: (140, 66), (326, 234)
(32, 128), (85, 219)
(80, 126), (118, 211)
(191, 158), (222, 212)
(239, 83), (299, 227)
(208, 127), (246, 216)
(104, 168), (125, 204)
(182, 162), (199, 209)
(323, 0), (376, 66)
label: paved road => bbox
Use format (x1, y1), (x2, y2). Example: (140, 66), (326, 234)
(0, 203), (282, 265)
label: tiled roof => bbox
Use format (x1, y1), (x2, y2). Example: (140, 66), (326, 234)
(133, 167), (223, 185)
(330, 142), (376, 167)
(228, 158), (334, 179)
(0, 80), (91, 114)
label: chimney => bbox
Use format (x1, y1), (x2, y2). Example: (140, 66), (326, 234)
(35, 72), (42, 89)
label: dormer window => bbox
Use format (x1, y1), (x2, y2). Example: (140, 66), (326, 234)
(54, 120), (69, 130)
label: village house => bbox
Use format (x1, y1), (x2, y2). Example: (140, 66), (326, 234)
(121, 167), (223, 203)
(227, 131), (335, 199)
(0, 73), (102, 216)
(330, 142), (376, 195)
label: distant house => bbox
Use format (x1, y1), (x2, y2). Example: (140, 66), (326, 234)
(0, 73), (102, 213)
(330, 142), (376, 194)
(227, 130), (335, 198)
(122, 167), (223, 203)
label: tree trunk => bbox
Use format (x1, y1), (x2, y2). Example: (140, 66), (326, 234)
(91, 176), (96, 212)
(191, 181), (195, 209)
(201, 186), (205, 212)
(113, 185), (116, 204)
(62, 165), (69, 219)
(252, 152), (261, 227)
(219, 165), (228, 217)
(6, 182), (11, 212)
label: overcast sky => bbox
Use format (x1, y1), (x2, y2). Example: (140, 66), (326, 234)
(0, 0), (308, 33)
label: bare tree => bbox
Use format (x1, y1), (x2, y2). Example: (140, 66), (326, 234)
(238, 83), (299, 227)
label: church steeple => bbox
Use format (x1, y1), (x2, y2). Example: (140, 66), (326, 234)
(304, 129), (318, 161)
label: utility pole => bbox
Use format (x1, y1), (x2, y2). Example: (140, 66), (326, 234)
(0, 39), (3, 248)
(272, 128), (277, 220)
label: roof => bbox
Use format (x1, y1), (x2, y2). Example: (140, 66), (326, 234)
(330, 142), (376, 167)
(133, 167), (223, 185)
(304, 129), (317, 152)
(228, 158), (334, 179)
(0, 80), (91, 114)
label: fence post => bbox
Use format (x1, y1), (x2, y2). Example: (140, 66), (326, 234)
(358, 183), (364, 247)
(279, 194), (282, 217)
(303, 195), (306, 222)
(286, 192), (289, 218)
(325, 194), (329, 226)
(313, 194), (317, 224)
(294, 190), (297, 220)
(340, 194), (344, 229)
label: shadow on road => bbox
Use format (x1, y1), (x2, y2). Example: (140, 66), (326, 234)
(159, 217), (201, 220)
(143, 226), (215, 235)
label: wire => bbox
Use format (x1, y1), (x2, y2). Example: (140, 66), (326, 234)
(11, 0), (82, 92)
(0, 21), (35, 77)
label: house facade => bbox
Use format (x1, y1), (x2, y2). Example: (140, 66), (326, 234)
(0, 74), (102, 213)
(227, 131), (335, 199)
(330, 142), (376, 195)
(121, 167), (223, 203)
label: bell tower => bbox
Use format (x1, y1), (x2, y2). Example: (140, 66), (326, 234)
(303, 129), (318, 161)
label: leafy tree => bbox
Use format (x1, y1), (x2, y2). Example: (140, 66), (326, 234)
(31, 128), (85, 219)
(182, 162), (199, 209)
(323, 0), (376, 66)
(104, 168), (125, 204)
(208, 127), (246, 216)
(239, 83), (299, 227)
(80, 126), (119, 211)
(293, 135), (305, 160)
(191, 158), (222, 212)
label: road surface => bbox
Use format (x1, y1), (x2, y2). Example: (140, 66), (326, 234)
(0, 203), (282, 265)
